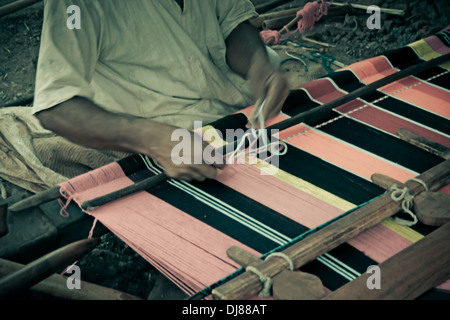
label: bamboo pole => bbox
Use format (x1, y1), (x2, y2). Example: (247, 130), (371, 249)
(323, 222), (450, 300)
(327, 1), (405, 16)
(211, 159), (450, 300)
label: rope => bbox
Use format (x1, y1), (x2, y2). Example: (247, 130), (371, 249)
(260, 0), (329, 45)
(246, 266), (273, 298)
(389, 178), (428, 227)
(227, 99), (288, 165)
(245, 252), (295, 297)
(266, 252), (294, 271)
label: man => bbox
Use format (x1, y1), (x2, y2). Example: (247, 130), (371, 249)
(33, 0), (290, 182)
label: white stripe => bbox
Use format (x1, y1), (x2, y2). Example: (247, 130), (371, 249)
(317, 256), (356, 281)
(324, 252), (361, 278)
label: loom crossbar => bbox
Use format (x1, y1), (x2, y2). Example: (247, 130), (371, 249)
(210, 159), (450, 300)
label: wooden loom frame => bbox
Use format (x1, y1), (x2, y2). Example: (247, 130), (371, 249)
(3, 45), (450, 302)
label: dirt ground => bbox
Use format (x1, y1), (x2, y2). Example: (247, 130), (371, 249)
(1, 0), (449, 300)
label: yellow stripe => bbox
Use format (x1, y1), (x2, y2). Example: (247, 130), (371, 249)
(409, 39), (450, 69)
(255, 160), (356, 212)
(381, 218), (424, 243)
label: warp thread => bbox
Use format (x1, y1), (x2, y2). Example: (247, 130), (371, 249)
(228, 100), (288, 164)
(245, 252), (294, 298)
(390, 178), (428, 227)
(57, 188), (74, 218)
(260, 0), (329, 45)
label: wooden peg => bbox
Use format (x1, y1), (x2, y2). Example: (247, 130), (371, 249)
(371, 173), (450, 227)
(272, 270), (326, 300)
(413, 192), (450, 227)
(397, 128), (450, 160)
(227, 246), (325, 300)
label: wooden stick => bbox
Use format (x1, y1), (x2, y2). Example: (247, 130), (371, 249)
(211, 159), (450, 300)
(323, 222), (450, 300)
(80, 172), (168, 211)
(265, 12), (305, 45)
(327, 1), (405, 16)
(250, 8), (299, 29)
(397, 128), (450, 160)
(0, 258), (141, 300)
(0, 0), (41, 19)
(0, 238), (99, 299)
(8, 186), (61, 212)
(262, 15), (296, 31)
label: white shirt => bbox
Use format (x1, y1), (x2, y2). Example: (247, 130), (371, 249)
(32, 0), (258, 129)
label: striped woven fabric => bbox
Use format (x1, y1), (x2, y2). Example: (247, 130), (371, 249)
(59, 28), (450, 298)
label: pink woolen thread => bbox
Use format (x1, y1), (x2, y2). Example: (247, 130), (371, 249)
(259, 0), (329, 44)
(297, 0), (328, 32)
(260, 29), (282, 44)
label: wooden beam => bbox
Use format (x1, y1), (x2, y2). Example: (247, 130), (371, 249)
(211, 159), (450, 300)
(0, 238), (99, 299)
(323, 222), (450, 300)
(8, 186), (61, 212)
(0, 258), (142, 300)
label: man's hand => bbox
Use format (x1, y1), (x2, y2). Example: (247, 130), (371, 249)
(225, 21), (290, 126)
(135, 123), (225, 182)
(36, 97), (224, 182)
(247, 51), (290, 126)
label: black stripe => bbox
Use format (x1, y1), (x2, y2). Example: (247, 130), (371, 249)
(384, 46), (424, 69)
(319, 115), (445, 173)
(322, 69), (365, 93)
(281, 89), (339, 126)
(276, 146), (384, 205)
(375, 96), (450, 135)
(435, 30), (450, 47)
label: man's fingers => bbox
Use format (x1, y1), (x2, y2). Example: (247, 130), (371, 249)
(260, 73), (290, 122)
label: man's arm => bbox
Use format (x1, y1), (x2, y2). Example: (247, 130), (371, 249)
(36, 97), (221, 181)
(225, 21), (290, 124)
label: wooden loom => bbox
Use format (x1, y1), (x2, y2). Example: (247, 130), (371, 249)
(3, 30), (450, 300)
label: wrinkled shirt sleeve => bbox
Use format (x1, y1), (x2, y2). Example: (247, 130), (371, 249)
(32, 0), (102, 114)
(215, 0), (259, 40)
